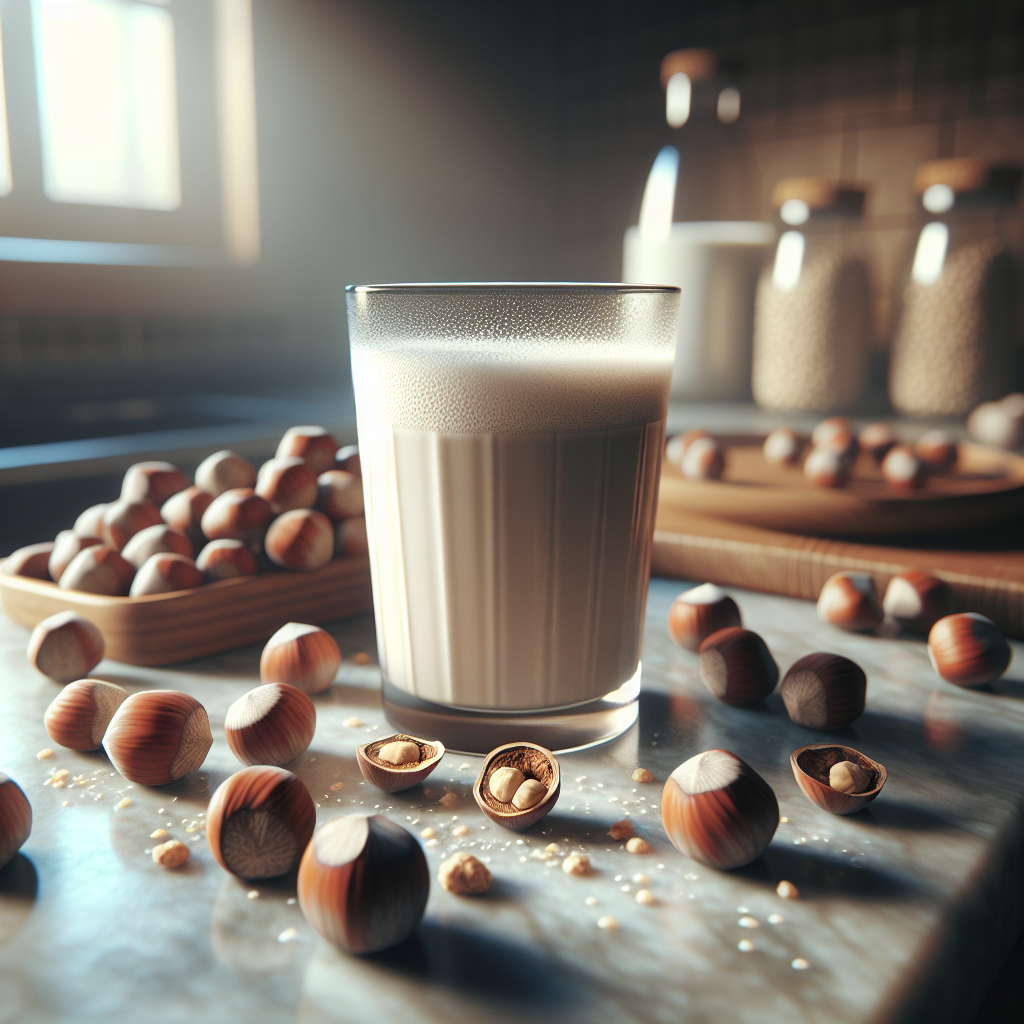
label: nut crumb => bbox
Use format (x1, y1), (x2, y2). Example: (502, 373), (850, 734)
(562, 854), (592, 876)
(791, 958), (810, 970)
(329, 781), (345, 791)
(626, 837), (651, 855)
(632, 768), (655, 783)
(776, 880), (800, 899)
(584, 896), (598, 906)
(46, 769), (70, 789)
(632, 873), (651, 885)
(352, 652), (372, 665)
(635, 889), (656, 906)
(738, 939), (755, 952)
(36, 749), (55, 760)
(738, 916), (759, 928)
(458, 763), (472, 771)
(607, 818), (634, 841)
(779, 816), (790, 823)
(247, 890), (259, 900)
(115, 797), (133, 810)
(185, 821), (203, 834)
(438, 852), (492, 895)
(342, 716), (364, 728)
(768, 914), (784, 924)
(62, 800), (69, 806)
(451, 825), (469, 837)
(438, 788), (458, 809)
(597, 915), (618, 931)
(419, 827), (436, 839)
(545, 842), (560, 854)
(150, 829), (169, 840)
(277, 928), (298, 943)
(152, 840), (189, 869)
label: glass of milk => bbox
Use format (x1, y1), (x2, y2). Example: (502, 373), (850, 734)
(347, 283), (680, 753)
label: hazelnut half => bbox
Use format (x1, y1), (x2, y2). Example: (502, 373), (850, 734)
(121, 523), (193, 569)
(28, 612), (104, 683)
(762, 427), (803, 466)
(681, 437), (725, 480)
(474, 742), (560, 831)
(859, 422), (896, 463)
(44, 679), (128, 750)
(121, 461), (190, 506)
(255, 457), (319, 515)
(790, 743), (885, 815)
(48, 531), (102, 583)
(316, 470), (364, 522)
(882, 445), (926, 489)
(103, 690), (213, 785)
(780, 653), (866, 729)
(297, 814), (429, 953)
(3, 541), (56, 580)
(928, 613), (1011, 688)
(160, 486), (213, 549)
(265, 509), (335, 571)
(196, 539), (259, 581)
(816, 571), (883, 632)
(661, 749), (778, 869)
(668, 583), (742, 652)
(438, 852), (492, 895)
(129, 553), (205, 596)
(0, 773), (32, 870)
(882, 570), (954, 634)
(357, 733), (445, 793)
(200, 488), (273, 551)
(260, 622), (341, 694)
(194, 450), (257, 498)
(206, 765), (316, 880)
(225, 683), (316, 767)
(915, 430), (957, 472)
(101, 498), (163, 552)
(277, 426), (339, 475)
(58, 546), (135, 596)
(698, 627), (778, 705)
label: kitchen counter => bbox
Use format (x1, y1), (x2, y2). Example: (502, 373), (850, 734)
(1, 578), (1022, 1024)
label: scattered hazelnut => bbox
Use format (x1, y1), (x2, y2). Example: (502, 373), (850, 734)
(666, 429), (708, 466)
(698, 627), (778, 705)
(73, 503), (107, 540)
(681, 437), (725, 480)
(297, 814), (429, 953)
(776, 880), (799, 899)
(626, 837), (651, 855)
(334, 444), (361, 476)
(632, 768), (655, 784)
(562, 854), (592, 876)
(790, 743), (885, 815)
(44, 679), (128, 750)
(276, 426), (339, 475)
(968, 397), (1024, 450)
(0, 773), (32, 870)
(803, 447), (849, 488)
(356, 733), (444, 792)
(882, 444), (926, 488)
(28, 612), (104, 683)
(256, 457), (319, 515)
(474, 743), (559, 831)
(607, 819), (634, 841)
(121, 523), (193, 569)
(316, 470), (364, 522)
(160, 486), (213, 549)
(152, 839), (190, 869)
(816, 571), (883, 632)
(260, 622), (341, 694)
(915, 430), (957, 472)
(194, 450), (257, 497)
(128, 553), (205, 596)
(103, 690), (213, 785)
(882, 570), (954, 633)
(661, 749), (779, 870)
(58, 545), (135, 595)
(206, 765), (316, 879)
(811, 417), (857, 461)
(928, 613), (1011, 688)
(335, 516), (368, 557)
(829, 760), (870, 794)
(225, 683), (316, 767)
(200, 488), (273, 551)
(438, 852), (492, 895)
(858, 422), (897, 463)
(762, 427), (803, 466)
(668, 583), (742, 652)
(196, 539), (259, 580)
(780, 653), (866, 729)
(3, 541), (56, 580)
(101, 498), (163, 551)
(265, 509), (334, 571)
(48, 531), (102, 583)
(121, 462), (190, 506)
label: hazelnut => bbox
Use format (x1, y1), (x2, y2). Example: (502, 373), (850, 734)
(101, 498), (163, 551)
(48, 531), (102, 582)
(438, 852), (492, 895)
(58, 546), (135, 595)
(194, 450), (257, 497)
(121, 523), (193, 569)
(334, 444), (361, 476)
(44, 679), (128, 750)
(160, 486), (213, 549)
(881, 445), (926, 489)
(668, 583), (742, 652)
(681, 437), (725, 480)
(265, 509), (334, 571)
(276, 426), (339, 475)
(121, 461), (190, 505)
(356, 733), (444, 792)
(316, 470), (364, 522)
(790, 743), (885, 815)
(780, 653), (866, 729)
(152, 839), (190, 869)
(196, 539), (259, 581)
(803, 447), (850, 488)
(73, 503), (107, 539)
(28, 612), (104, 683)
(666, 428), (709, 466)
(200, 488), (273, 551)
(882, 570), (954, 633)
(335, 516), (368, 557)
(928, 613), (1010, 688)
(474, 742), (560, 831)
(206, 765), (316, 880)
(698, 627), (778, 706)
(632, 768), (655, 784)
(858, 422), (897, 463)
(256, 457), (319, 516)
(968, 397), (1024, 450)
(661, 749), (778, 869)
(0, 774), (33, 869)
(260, 622), (341, 694)
(811, 417), (857, 461)
(607, 819), (634, 841)
(103, 690), (213, 785)
(762, 427), (803, 466)
(129, 553), (205, 596)
(225, 683), (316, 767)
(3, 541), (55, 580)
(915, 430), (957, 472)
(816, 571), (883, 632)
(562, 854), (592, 876)
(297, 814), (429, 953)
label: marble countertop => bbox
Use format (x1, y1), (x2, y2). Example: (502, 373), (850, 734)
(1, 578), (1022, 1024)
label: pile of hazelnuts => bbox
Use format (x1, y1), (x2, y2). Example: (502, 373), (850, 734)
(2, 426), (366, 597)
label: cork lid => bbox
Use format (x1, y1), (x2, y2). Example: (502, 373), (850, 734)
(660, 49), (716, 88)
(771, 178), (866, 218)
(913, 159), (1021, 206)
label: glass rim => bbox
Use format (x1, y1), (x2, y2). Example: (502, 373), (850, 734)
(346, 281), (680, 295)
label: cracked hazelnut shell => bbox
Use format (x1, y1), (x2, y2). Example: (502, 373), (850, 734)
(474, 742), (560, 831)
(196, 539), (259, 581)
(668, 583), (742, 652)
(698, 627), (778, 706)
(780, 652), (866, 729)
(3, 541), (55, 580)
(28, 611), (104, 683)
(58, 546), (135, 596)
(0, 773), (32, 870)
(256, 457), (318, 515)
(121, 523), (193, 569)
(160, 486), (213, 549)
(928, 613), (1010, 688)
(225, 683), (316, 767)
(791, 743), (886, 815)
(194, 450), (257, 498)
(882, 570), (954, 634)
(44, 678), (128, 750)
(101, 498), (163, 552)
(48, 531), (102, 583)
(260, 622), (341, 694)
(357, 733), (445, 792)
(265, 509), (334, 571)
(277, 426), (339, 475)
(121, 461), (190, 506)
(816, 571), (883, 632)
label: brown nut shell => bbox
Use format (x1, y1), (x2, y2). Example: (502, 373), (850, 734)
(297, 813), (429, 953)
(101, 498), (163, 551)
(928, 613), (1010, 687)
(780, 652), (866, 729)
(73, 503), (107, 540)
(357, 733), (445, 793)
(859, 422), (896, 463)
(668, 583), (742, 652)
(762, 427), (803, 466)
(103, 690), (213, 785)
(882, 570), (955, 634)
(811, 417), (857, 461)
(3, 541), (55, 580)
(335, 517), (368, 557)
(256, 457), (319, 515)
(804, 447), (850, 488)
(680, 437), (724, 480)
(661, 749), (778, 870)
(206, 765), (316, 880)
(121, 461), (190, 506)
(160, 486), (213, 549)
(0, 774), (32, 870)
(194, 450), (257, 498)
(225, 683), (316, 767)
(121, 523), (193, 569)
(665, 428), (709, 466)
(277, 426), (339, 475)
(28, 611), (104, 683)
(316, 470), (364, 522)
(698, 627), (778, 706)
(260, 622), (341, 694)
(129, 553), (205, 597)
(48, 531), (102, 583)
(882, 445), (926, 489)
(790, 743), (886, 815)
(196, 539), (259, 581)
(816, 571), (883, 632)
(200, 488), (273, 550)
(58, 546), (135, 596)
(474, 742), (560, 831)
(44, 679), (128, 750)
(265, 509), (334, 571)
(916, 430), (957, 471)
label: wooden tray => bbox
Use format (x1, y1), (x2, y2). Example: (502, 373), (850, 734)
(660, 436), (1024, 538)
(0, 556), (374, 666)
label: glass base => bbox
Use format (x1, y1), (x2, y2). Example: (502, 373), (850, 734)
(380, 664), (641, 755)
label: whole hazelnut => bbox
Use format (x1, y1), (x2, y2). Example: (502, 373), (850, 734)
(73, 503), (107, 539)
(58, 546), (135, 596)
(438, 852), (492, 895)
(927, 613), (1011, 688)
(762, 427), (803, 466)
(803, 447), (850, 488)
(780, 653), (866, 729)
(681, 437), (725, 480)
(129, 553), (205, 596)
(3, 541), (56, 580)
(356, 733), (444, 792)
(276, 426), (339, 475)
(316, 470), (364, 521)
(668, 583), (742, 652)
(474, 742), (559, 831)
(0, 773), (32, 870)
(44, 679), (128, 751)
(811, 417), (857, 461)
(160, 486), (213, 549)
(816, 571), (883, 632)
(698, 627), (778, 706)
(48, 531), (102, 583)
(256, 457), (319, 515)
(335, 516), (368, 557)
(121, 523), (193, 569)
(194, 450), (257, 497)
(224, 683), (316, 767)
(121, 462), (190, 506)
(666, 428), (709, 466)
(196, 539), (259, 581)
(334, 444), (361, 476)
(101, 498), (163, 551)
(915, 430), (957, 472)
(200, 488), (273, 551)
(103, 690), (213, 785)
(260, 622), (341, 694)
(661, 749), (778, 870)
(882, 570), (954, 633)
(265, 509), (334, 571)
(28, 611), (104, 683)
(206, 765), (316, 880)
(882, 445), (926, 489)
(297, 814), (429, 953)
(968, 397), (1024, 450)
(858, 422), (897, 463)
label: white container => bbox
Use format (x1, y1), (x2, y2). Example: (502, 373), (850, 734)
(623, 221), (775, 400)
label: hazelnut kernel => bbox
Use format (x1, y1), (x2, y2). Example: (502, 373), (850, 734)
(562, 854), (592, 876)
(489, 766), (526, 803)
(626, 837), (651, 854)
(607, 819), (634, 841)
(438, 852), (492, 895)
(511, 779), (547, 810)
(632, 768), (655, 784)
(378, 741), (420, 766)
(829, 760), (871, 794)
(153, 839), (190, 869)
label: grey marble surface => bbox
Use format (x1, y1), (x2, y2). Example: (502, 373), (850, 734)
(1, 578), (1022, 1024)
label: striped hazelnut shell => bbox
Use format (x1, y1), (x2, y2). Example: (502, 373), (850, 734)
(103, 690), (213, 785)
(28, 611), (104, 683)
(160, 486), (213, 549)
(661, 749), (778, 869)
(121, 523), (194, 570)
(790, 743), (886, 816)
(474, 742), (560, 832)
(196, 539), (259, 581)
(265, 509), (334, 571)
(3, 541), (56, 580)
(781, 653), (867, 729)
(101, 498), (163, 552)
(206, 765), (316, 880)
(49, 531), (102, 583)
(194, 450), (257, 498)
(316, 470), (364, 522)
(668, 583), (742, 652)
(44, 679), (128, 750)
(0, 773), (32, 870)
(121, 461), (190, 506)
(255, 457), (319, 515)
(277, 426), (339, 476)
(928, 613), (1010, 688)
(297, 814), (429, 953)
(225, 683), (316, 767)
(816, 571), (883, 632)
(698, 627), (778, 706)
(200, 488), (273, 549)
(129, 553), (205, 596)
(357, 733), (445, 793)
(260, 623), (341, 694)
(882, 570), (954, 634)
(58, 545), (135, 596)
